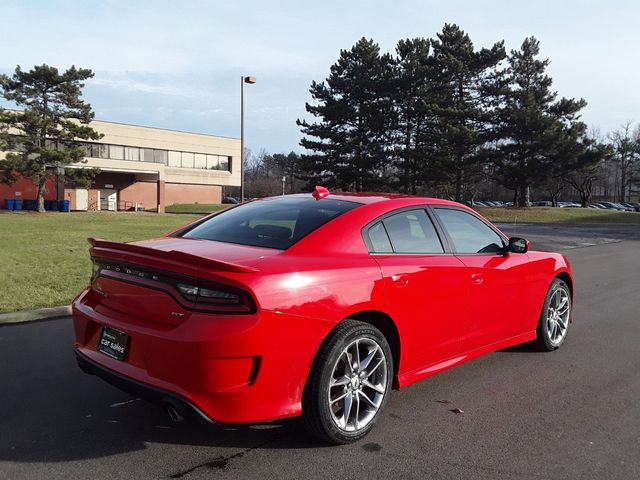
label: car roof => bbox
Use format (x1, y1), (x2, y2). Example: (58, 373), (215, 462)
(285, 192), (463, 207)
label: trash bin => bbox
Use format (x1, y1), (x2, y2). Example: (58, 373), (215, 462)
(24, 199), (36, 211)
(58, 200), (70, 212)
(44, 200), (55, 211)
(13, 199), (23, 211)
(5, 199), (15, 210)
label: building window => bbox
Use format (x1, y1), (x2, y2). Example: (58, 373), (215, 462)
(92, 144), (108, 158)
(168, 151), (181, 167)
(154, 150), (168, 164)
(141, 148), (154, 163)
(206, 154), (219, 169)
(110, 145), (124, 160)
(194, 153), (206, 168)
(124, 146), (139, 161)
(181, 152), (194, 168)
(71, 140), (231, 172)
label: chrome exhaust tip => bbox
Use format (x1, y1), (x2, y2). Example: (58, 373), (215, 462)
(166, 404), (184, 423)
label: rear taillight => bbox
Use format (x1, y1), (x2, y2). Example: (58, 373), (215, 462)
(91, 261), (101, 284)
(92, 259), (255, 314)
(176, 282), (251, 312)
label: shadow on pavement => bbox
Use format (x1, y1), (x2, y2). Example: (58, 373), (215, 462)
(0, 318), (328, 465)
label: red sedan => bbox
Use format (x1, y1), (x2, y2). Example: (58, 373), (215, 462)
(73, 188), (573, 444)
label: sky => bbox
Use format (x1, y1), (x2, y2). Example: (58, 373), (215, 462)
(1, 0), (639, 153)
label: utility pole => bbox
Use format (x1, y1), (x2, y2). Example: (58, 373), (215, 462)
(240, 76), (257, 202)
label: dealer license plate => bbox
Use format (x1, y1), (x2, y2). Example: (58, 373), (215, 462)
(98, 326), (129, 361)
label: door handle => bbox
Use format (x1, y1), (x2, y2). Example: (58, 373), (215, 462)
(391, 274), (409, 287)
(471, 273), (484, 285)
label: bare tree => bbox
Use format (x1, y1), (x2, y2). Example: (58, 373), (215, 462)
(609, 122), (640, 202)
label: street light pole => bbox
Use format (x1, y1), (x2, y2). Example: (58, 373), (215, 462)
(240, 75), (257, 202)
(282, 175), (286, 196)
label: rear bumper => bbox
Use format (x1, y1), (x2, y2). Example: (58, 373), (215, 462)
(75, 349), (213, 422)
(73, 288), (335, 424)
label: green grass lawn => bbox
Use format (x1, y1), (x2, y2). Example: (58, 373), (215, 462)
(0, 212), (201, 313)
(165, 203), (229, 214)
(480, 207), (640, 224)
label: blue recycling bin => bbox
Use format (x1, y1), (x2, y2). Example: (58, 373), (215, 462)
(13, 199), (23, 211)
(58, 200), (70, 212)
(24, 199), (36, 211)
(5, 199), (15, 210)
(44, 200), (55, 211)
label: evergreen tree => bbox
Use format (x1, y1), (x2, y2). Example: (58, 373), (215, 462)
(389, 37), (436, 194)
(428, 24), (505, 201)
(494, 38), (587, 206)
(297, 38), (393, 191)
(0, 65), (102, 212)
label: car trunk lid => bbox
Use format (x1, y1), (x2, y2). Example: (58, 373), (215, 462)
(88, 237), (276, 325)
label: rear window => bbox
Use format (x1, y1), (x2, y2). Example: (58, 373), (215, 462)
(181, 197), (360, 249)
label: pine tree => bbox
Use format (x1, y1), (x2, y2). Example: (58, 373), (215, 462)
(428, 24), (505, 201)
(494, 38), (587, 206)
(389, 38), (437, 194)
(297, 38), (393, 191)
(0, 65), (102, 212)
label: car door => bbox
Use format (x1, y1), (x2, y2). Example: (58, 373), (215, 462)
(431, 207), (533, 351)
(365, 208), (468, 373)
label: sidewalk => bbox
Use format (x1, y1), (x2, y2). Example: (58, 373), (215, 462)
(0, 305), (72, 325)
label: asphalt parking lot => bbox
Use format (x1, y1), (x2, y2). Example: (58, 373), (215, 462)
(1, 224), (639, 479)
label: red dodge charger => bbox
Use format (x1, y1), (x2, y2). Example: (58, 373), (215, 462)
(73, 188), (573, 444)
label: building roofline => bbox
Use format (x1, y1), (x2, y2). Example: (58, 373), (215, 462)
(91, 117), (240, 141)
(0, 107), (240, 141)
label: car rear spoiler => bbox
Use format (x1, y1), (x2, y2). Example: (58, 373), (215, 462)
(88, 237), (259, 273)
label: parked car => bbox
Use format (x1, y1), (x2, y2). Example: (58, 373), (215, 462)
(622, 202), (640, 212)
(73, 188), (574, 444)
(559, 202), (581, 208)
(222, 196), (239, 204)
(473, 201), (489, 207)
(599, 202), (629, 211)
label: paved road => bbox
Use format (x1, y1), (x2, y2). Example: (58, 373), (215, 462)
(1, 225), (639, 479)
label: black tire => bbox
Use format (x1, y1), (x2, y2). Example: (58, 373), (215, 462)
(302, 319), (393, 444)
(533, 278), (572, 351)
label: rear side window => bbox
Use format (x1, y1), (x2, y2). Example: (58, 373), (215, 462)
(182, 197), (359, 249)
(434, 208), (504, 254)
(367, 209), (443, 254)
(368, 222), (393, 253)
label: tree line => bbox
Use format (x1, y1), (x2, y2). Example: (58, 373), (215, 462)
(286, 24), (638, 206)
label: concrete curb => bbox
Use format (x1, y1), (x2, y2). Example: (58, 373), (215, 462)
(0, 305), (72, 325)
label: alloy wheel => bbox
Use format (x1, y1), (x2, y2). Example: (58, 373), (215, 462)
(547, 287), (570, 346)
(327, 338), (388, 432)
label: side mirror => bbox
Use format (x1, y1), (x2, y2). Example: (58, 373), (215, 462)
(508, 237), (529, 253)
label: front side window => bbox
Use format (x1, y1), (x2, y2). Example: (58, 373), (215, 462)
(182, 197), (360, 249)
(435, 208), (504, 254)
